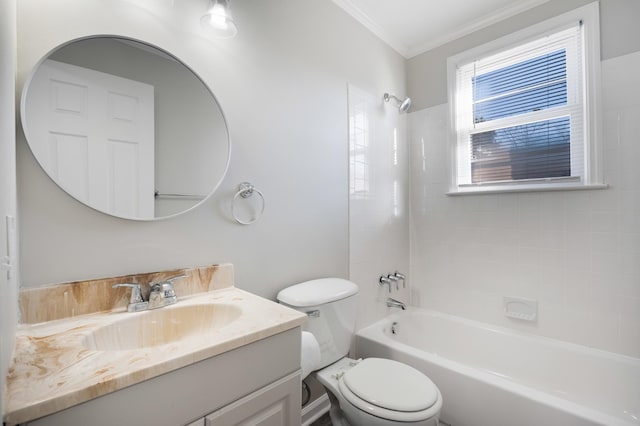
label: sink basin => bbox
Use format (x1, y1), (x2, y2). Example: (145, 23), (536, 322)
(83, 303), (242, 351)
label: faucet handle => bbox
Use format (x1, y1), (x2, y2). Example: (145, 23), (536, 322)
(393, 271), (406, 288)
(387, 274), (400, 290)
(148, 274), (185, 308)
(112, 283), (144, 303)
(152, 274), (187, 287)
(150, 274), (187, 294)
(379, 276), (392, 293)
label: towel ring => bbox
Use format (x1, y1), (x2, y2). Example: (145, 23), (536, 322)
(232, 182), (265, 225)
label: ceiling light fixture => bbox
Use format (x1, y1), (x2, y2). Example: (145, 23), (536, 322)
(200, 0), (238, 39)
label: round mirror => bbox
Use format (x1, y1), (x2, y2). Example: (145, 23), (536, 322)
(21, 36), (230, 220)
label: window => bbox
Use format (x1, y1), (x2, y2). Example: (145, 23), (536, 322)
(447, 2), (603, 194)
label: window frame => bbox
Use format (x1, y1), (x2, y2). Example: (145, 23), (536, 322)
(446, 2), (604, 195)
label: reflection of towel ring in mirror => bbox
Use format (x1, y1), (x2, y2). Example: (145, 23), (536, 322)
(232, 182), (265, 225)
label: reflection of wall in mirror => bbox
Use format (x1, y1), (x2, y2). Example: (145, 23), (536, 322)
(50, 38), (228, 217)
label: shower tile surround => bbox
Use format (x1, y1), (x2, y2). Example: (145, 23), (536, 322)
(4, 263), (306, 424)
(348, 85), (411, 329)
(409, 51), (640, 358)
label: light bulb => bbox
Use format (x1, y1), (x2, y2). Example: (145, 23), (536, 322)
(200, 0), (237, 39)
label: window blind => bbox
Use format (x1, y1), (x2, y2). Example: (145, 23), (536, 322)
(455, 24), (584, 186)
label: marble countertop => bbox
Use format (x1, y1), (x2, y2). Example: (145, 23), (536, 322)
(3, 287), (306, 425)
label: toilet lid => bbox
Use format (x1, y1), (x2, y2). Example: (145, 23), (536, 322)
(341, 358), (439, 412)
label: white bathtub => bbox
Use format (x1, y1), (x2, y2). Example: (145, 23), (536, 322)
(355, 309), (640, 426)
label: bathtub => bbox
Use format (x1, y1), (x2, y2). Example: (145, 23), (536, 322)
(355, 309), (640, 426)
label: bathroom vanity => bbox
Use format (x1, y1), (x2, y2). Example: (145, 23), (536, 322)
(3, 264), (306, 426)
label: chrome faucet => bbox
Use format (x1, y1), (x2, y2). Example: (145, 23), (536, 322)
(386, 297), (406, 310)
(113, 274), (187, 312)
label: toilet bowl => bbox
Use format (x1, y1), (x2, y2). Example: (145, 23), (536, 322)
(316, 357), (442, 426)
(277, 278), (442, 426)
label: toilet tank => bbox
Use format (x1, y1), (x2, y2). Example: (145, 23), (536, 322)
(277, 278), (358, 369)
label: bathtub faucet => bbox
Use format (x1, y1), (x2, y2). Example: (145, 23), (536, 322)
(386, 297), (406, 310)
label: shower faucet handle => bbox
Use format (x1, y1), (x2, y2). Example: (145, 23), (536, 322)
(387, 274), (400, 290)
(393, 272), (406, 288)
(379, 276), (392, 293)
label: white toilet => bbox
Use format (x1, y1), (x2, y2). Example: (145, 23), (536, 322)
(277, 278), (442, 426)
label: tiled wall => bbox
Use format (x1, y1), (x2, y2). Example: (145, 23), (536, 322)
(348, 85), (411, 329)
(408, 51), (640, 357)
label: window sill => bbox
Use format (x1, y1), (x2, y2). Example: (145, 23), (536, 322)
(446, 183), (608, 196)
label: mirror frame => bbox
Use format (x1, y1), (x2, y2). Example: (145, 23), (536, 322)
(20, 34), (231, 221)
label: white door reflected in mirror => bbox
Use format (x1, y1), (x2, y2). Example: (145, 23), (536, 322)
(27, 59), (155, 218)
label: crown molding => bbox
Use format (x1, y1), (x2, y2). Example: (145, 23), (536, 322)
(331, 0), (410, 57)
(406, 0), (550, 58)
(332, 0), (550, 59)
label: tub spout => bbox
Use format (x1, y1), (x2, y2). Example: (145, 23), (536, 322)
(386, 297), (406, 310)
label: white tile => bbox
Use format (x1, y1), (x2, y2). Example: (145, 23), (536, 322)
(537, 266), (566, 305)
(564, 272), (592, 307)
(538, 230), (566, 251)
(538, 197), (566, 231)
(517, 193), (542, 230)
(518, 246), (541, 267)
(620, 232), (640, 254)
(601, 110), (621, 150)
(601, 51), (640, 109)
(619, 190), (640, 230)
(591, 232), (619, 254)
(618, 321), (640, 358)
(538, 248), (567, 271)
(565, 212), (591, 233)
(590, 210), (618, 233)
(564, 191), (593, 215)
(589, 189), (619, 213)
(621, 252), (640, 275)
(560, 308), (620, 352)
(619, 273), (640, 299)
(406, 76), (640, 355)
(518, 229), (544, 248)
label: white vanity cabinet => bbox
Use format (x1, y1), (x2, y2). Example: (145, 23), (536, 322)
(23, 328), (301, 426)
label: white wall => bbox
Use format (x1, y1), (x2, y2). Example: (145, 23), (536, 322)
(0, 0), (17, 414)
(16, 0), (406, 301)
(408, 1), (640, 357)
(348, 85), (410, 330)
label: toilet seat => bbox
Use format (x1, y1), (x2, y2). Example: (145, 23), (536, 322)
(337, 358), (441, 422)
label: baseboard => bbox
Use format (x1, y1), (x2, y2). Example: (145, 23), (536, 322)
(301, 393), (330, 426)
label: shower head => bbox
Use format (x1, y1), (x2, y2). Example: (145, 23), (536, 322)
(384, 92), (411, 113)
(398, 96), (412, 113)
